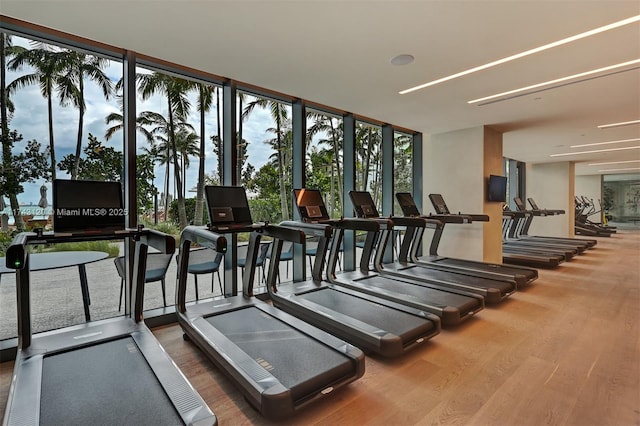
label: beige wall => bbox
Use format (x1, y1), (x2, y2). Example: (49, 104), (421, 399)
(575, 175), (602, 209)
(525, 162), (574, 237)
(423, 126), (502, 263)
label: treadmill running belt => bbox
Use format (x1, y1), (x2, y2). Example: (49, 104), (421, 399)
(206, 307), (353, 401)
(432, 258), (535, 280)
(355, 277), (479, 316)
(397, 266), (514, 296)
(41, 337), (182, 426)
(302, 288), (435, 341)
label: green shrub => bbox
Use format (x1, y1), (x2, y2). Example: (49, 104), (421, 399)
(0, 231), (16, 257)
(45, 240), (121, 258)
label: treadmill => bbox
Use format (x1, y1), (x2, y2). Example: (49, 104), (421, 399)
(267, 188), (440, 358)
(314, 197), (484, 327)
(3, 179), (215, 426)
(502, 205), (578, 260)
(350, 191), (515, 304)
(176, 186), (365, 421)
(394, 192), (538, 287)
(510, 197), (591, 253)
(523, 198), (597, 248)
(501, 209), (565, 268)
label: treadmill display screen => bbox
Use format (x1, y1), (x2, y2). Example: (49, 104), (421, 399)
(293, 189), (330, 221)
(395, 192), (421, 217)
(348, 191), (380, 218)
(53, 179), (125, 233)
(205, 186), (253, 226)
(428, 194), (450, 215)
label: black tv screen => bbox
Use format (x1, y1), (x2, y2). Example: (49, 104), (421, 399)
(53, 179), (125, 233)
(487, 175), (507, 202)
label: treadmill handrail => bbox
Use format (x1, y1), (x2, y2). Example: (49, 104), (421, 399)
(427, 214), (473, 224)
(180, 225), (228, 253)
(279, 220), (333, 238)
(7, 228), (176, 348)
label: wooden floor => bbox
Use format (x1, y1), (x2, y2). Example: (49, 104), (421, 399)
(1, 229), (639, 425)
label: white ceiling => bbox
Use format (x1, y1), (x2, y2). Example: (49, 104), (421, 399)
(2, 1), (640, 176)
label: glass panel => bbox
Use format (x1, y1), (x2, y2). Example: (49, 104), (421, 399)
(134, 65), (221, 306)
(355, 121), (382, 213)
(1, 33), (123, 340)
(306, 109), (344, 219)
(393, 132), (413, 215)
(239, 92), (292, 223)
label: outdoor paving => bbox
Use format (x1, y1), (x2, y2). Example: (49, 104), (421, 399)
(0, 246), (302, 341)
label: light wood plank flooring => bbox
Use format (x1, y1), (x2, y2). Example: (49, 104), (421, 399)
(1, 229), (639, 425)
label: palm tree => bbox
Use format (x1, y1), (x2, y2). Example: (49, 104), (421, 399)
(0, 32), (25, 230)
(243, 97), (290, 219)
(173, 126), (200, 197)
(104, 108), (156, 144)
(57, 51), (112, 180)
(140, 110), (194, 223)
(192, 83), (214, 226)
(137, 72), (192, 229)
(7, 42), (66, 181)
(307, 112), (344, 215)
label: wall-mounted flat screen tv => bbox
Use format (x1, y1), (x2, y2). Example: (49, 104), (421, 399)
(487, 175), (507, 202)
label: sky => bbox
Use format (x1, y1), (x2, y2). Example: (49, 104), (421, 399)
(3, 35), (278, 209)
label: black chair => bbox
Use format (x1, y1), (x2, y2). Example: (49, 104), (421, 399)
(185, 248), (224, 300)
(237, 241), (270, 284)
(114, 252), (173, 310)
(266, 240), (293, 282)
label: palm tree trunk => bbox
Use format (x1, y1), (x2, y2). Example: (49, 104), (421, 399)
(330, 119), (343, 209)
(168, 98), (187, 228)
(0, 35), (24, 230)
(276, 111), (288, 220)
(164, 151), (170, 221)
(46, 93), (57, 181)
(363, 127), (372, 191)
(216, 88), (223, 184)
(237, 95), (243, 185)
(72, 75), (85, 180)
(194, 101), (205, 225)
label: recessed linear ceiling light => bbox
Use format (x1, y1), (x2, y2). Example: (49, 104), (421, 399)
(550, 146), (640, 157)
(589, 159), (640, 166)
(467, 59), (640, 105)
(598, 119), (640, 129)
(571, 138), (640, 148)
(399, 14), (640, 95)
(598, 167), (640, 172)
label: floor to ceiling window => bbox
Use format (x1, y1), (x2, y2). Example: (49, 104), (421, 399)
(1, 19), (423, 347)
(355, 121), (382, 213)
(239, 91), (293, 224)
(306, 109), (344, 219)
(393, 131), (413, 215)
(133, 64), (222, 306)
(0, 33), (123, 339)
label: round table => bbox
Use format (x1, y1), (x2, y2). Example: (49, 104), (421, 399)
(1, 251), (109, 321)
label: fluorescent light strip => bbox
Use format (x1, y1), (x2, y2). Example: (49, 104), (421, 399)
(467, 60), (640, 104)
(550, 146), (640, 157)
(571, 138), (640, 148)
(399, 15), (640, 95)
(598, 119), (640, 129)
(598, 167), (640, 172)
(589, 160), (640, 166)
